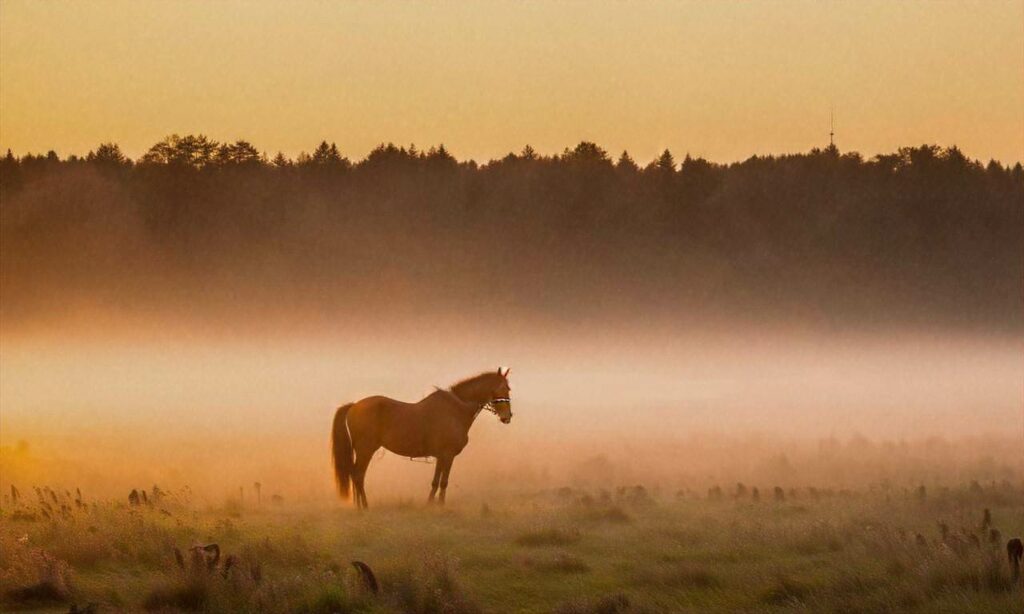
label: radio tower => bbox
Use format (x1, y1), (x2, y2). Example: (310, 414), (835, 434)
(829, 107), (835, 148)
(826, 106), (838, 155)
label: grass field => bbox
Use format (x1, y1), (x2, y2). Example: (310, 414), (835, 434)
(1, 481), (1022, 613)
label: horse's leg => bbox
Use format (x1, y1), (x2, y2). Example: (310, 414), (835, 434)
(437, 455), (455, 505)
(355, 457), (370, 510)
(353, 448), (375, 510)
(428, 461), (443, 504)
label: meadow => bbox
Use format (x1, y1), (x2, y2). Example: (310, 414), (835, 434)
(2, 478), (1022, 613)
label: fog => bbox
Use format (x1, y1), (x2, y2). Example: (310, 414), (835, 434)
(1, 143), (1021, 503)
(2, 320), (1019, 502)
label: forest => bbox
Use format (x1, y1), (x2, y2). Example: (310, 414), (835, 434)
(1, 137), (1021, 332)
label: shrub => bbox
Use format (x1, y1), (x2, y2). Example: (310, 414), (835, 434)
(0, 539), (74, 606)
(383, 555), (480, 614)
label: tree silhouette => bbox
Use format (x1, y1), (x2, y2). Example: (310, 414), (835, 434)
(215, 140), (263, 167)
(564, 141), (611, 166)
(616, 151), (639, 174)
(651, 149), (675, 174)
(271, 152), (292, 168)
(308, 141), (347, 168)
(86, 143), (131, 168)
(140, 134), (219, 168)
(0, 136), (1019, 331)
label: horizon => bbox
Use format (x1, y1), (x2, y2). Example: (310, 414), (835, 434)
(2, 1), (1022, 164)
(4, 137), (1023, 168)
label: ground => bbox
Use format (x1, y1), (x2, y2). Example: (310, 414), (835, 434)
(1, 483), (1022, 613)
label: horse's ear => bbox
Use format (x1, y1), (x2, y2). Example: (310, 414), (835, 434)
(502, 368), (510, 379)
(497, 367), (503, 376)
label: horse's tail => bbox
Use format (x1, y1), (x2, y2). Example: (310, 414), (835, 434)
(331, 403), (355, 499)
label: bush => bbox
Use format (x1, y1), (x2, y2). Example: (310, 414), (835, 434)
(383, 555), (480, 614)
(0, 538), (74, 606)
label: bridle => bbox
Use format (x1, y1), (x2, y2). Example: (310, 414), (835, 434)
(481, 397), (511, 415)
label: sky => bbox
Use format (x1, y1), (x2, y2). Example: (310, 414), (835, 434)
(1, 1), (1022, 164)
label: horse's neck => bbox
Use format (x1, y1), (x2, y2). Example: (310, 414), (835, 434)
(450, 377), (492, 406)
(458, 402), (485, 431)
(428, 389), (481, 429)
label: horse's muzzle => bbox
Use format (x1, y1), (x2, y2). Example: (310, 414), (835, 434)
(500, 416), (512, 424)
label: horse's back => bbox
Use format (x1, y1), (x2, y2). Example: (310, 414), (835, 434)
(349, 395), (413, 424)
(351, 392), (459, 418)
(347, 395), (433, 433)
(353, 395), (402, 411)
(346, 392), (466, 458)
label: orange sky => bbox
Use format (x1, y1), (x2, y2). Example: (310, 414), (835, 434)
(1, 1), (1022, 163)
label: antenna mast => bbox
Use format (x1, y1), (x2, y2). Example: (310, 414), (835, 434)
(829, 107), (835, 148)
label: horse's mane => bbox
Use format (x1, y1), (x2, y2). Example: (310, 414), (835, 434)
(448, 371), (499, 399)
(427, 387), (471, 406)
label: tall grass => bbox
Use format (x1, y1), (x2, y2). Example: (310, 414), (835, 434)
(1, 481), (1021, 612)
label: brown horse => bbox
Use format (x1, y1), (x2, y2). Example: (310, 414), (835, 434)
(331, 368), (513, 509)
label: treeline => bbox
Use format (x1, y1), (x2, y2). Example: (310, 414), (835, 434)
(1, 136), (1021, 330)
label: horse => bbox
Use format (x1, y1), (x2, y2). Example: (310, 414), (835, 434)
(331, 368), (513, 509)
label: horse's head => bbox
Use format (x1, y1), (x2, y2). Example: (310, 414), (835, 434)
(490, 367), (512, 424)
(451, 368), (514, 423)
